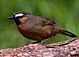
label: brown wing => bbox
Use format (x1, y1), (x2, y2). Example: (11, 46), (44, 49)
(33, 16), (56, 38)
(27, 15), (56, 27)
(27, 15), (56, 26)
(41, 17), (56, 26)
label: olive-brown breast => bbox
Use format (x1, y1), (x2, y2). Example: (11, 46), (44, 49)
(17, 24), (47, 40)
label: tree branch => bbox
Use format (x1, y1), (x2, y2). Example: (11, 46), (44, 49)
(0, 38), (79, 57)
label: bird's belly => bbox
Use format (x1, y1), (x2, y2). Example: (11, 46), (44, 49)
(19, 30), (46, 40)
(17, 25), (47, 40)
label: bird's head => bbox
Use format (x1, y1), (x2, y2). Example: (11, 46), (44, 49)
(8, 11), (31, 25)
(8, 12), (31, 19)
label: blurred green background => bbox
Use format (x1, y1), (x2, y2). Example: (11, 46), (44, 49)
(0, 0), (79, 49)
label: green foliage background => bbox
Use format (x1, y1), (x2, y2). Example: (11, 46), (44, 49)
(0, 0), (79, 49)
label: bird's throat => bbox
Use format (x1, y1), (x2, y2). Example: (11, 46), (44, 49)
(14, 19), (21, 25)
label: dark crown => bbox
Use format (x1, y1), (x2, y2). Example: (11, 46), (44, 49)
(14, 11), (31, 15)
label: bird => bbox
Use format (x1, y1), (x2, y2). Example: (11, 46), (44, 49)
(8, 11), (77, 44)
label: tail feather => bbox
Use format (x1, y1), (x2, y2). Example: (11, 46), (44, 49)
(55, 26), (77, 37)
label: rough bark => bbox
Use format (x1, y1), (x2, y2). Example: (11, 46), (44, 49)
(0, 38), (79, 57)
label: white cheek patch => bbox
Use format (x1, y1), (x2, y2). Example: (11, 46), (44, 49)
(15, 13), (24, 17)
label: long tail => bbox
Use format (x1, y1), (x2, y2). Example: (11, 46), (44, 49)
(55, 26), (77, 37)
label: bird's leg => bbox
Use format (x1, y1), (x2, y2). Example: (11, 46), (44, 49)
(41, 38), (57, 48)
(20, 41), (41, 47)
(32, 40), (41, 44)
(41, 39), (55, 48)
(41, 39), (49, 44)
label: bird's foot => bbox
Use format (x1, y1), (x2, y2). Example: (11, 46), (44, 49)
(32, 40), (41, 44)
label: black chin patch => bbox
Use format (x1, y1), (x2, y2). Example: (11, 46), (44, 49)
(14, 19), (21, 25)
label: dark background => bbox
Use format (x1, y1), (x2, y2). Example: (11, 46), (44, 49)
(0, 0), (79, 49)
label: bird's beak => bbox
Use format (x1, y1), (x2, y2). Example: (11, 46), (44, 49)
(8, 15), (14, 19)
